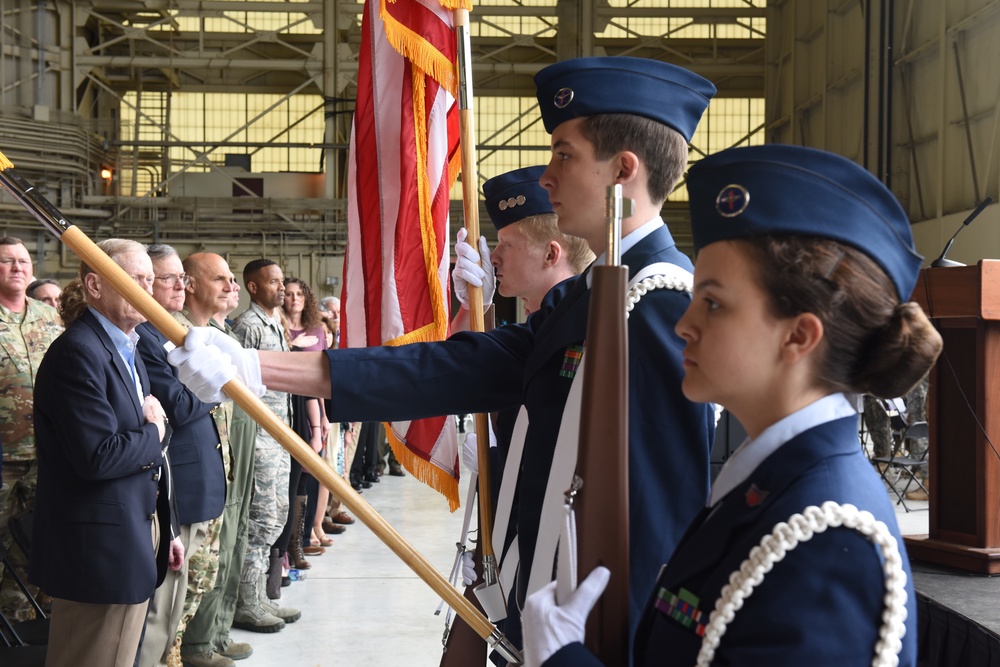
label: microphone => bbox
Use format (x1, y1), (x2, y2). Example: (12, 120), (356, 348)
(931, 197), (993, 267)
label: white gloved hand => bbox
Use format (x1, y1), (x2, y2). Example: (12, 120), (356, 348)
(168, 327), (265, 403)
(522, 566), (611, 667)
(461, 550), (477, 587)
(462, 421), (497, 475)
(453, 228), (496, 310)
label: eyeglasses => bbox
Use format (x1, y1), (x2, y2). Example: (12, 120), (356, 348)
(155, 273), (190, 288)
(0, 258), (31, 268)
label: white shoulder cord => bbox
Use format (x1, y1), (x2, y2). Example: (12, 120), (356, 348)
(625, 263), (693, 318)
(695, 501), (909, 667)
(624, 264), (723, 426)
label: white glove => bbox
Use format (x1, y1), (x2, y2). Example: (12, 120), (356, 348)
(462, 422), (496, 475)
(453, 228), (495, 310)
(168, 327), (265, 403)
(522, 566), (611, 667)
(461, 550), (477, 587)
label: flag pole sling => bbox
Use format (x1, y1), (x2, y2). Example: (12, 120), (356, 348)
(453, 8), (499, 582)
(0, 150), (522, 665)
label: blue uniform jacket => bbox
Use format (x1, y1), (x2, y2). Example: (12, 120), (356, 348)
(545, 415), (917, 667)
(326, 225), (716, 651)
(137, 322), (226, 525)
(31, 309), (175, 604)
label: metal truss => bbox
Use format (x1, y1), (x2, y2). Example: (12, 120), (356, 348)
(0, 0), (766, 253)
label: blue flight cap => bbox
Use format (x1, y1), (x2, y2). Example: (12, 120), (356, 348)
(687, 144), (924, 300)
(483, 166), (551, 231)
(534, 57), (716, 142)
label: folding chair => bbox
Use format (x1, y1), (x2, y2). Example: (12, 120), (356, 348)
(0, 540), (48, 645)
(871, 420), (929, 512)
(0, 543), (47, 665)
(0, 610), (46, 665)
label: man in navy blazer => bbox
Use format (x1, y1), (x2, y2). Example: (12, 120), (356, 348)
(32, 238), (181, 667)
(137, 244), (227, 667)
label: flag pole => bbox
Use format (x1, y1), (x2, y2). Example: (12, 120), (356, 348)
(0, 150), (522, 666)
(453, 7), (501, 598)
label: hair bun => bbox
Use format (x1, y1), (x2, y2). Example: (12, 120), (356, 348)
(857, 302), (942, 398)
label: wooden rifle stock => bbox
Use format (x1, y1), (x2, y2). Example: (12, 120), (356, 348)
(575, 262), (630, 663)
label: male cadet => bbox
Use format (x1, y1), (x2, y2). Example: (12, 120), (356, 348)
(136, 245), (227, 667)
(453, 165), (594, 324)
(451, 165), (594, 494)
(443, 166), (594, 660)
(0, 236), (62, 623)
(178, 252), (256, 667)
(171, 57), (717, 661)
(229, 259), (299, 633)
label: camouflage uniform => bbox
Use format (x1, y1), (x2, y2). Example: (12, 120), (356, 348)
(160, 310), (234, 659)
(174, 514), (223, 643)
(230, 303), (291, 619)
(0, 297), (62, 622)
(904, 374), (930, 475)
(862, 395), (894, 459)
(178, 313), (260, 659)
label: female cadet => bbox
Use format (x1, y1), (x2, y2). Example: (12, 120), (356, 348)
(522, 144), (942, 667)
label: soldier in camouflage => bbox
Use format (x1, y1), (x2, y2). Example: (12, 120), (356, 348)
(177, 253), (256, 667)
(137, 245), (229, 667)
(229, 259), (300, 634)
(0, 236), (63, 623)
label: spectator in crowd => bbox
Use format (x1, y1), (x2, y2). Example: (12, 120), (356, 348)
(273, 277), (328, 575)
(0, 236), (63, 623)
(26, 277), (62, 309)
(137, 245), (227, 667)
(179, 252), (256, 666)
(32, 238), (181, 667)
(230, 259), (300, 632)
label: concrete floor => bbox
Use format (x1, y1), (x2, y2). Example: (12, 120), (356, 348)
(229, 466), (472, 667)
(227, 444), (929, 667)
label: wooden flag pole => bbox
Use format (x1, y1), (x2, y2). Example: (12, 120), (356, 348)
(0, 150), (522, 665)
(454, 7), (499, 584)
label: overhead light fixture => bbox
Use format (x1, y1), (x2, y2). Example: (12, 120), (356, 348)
(100, 167), (112, 180)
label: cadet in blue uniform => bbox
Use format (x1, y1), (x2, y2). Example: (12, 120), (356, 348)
(169, 57), (718, 660)
(521, 145), (942, 667)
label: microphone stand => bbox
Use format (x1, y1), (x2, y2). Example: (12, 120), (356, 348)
(931, 197), (993, 267)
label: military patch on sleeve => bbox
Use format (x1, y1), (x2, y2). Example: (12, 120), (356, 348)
(559, 345), (584, 379)
(655, 586), (707, 637)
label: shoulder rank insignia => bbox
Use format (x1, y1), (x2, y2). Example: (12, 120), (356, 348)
(655, 586), (707, 637)
(560, 345), (584, 379)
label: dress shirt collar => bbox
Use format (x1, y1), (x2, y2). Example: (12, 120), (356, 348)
(89, 306), (144, 401)
(708, 393), (858, 507)
(587, 216), (664, 287)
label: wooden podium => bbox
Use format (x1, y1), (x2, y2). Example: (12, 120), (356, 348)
(907, 260), (1000, 573)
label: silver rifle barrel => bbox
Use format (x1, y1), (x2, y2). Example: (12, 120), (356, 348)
(606, 184), (623, 266)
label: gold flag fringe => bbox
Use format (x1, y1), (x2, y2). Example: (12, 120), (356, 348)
(386, 424), (461, 512)
(381, 0), (461, 95)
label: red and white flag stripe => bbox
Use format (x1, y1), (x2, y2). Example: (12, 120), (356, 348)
(343, 0), (466, 510)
